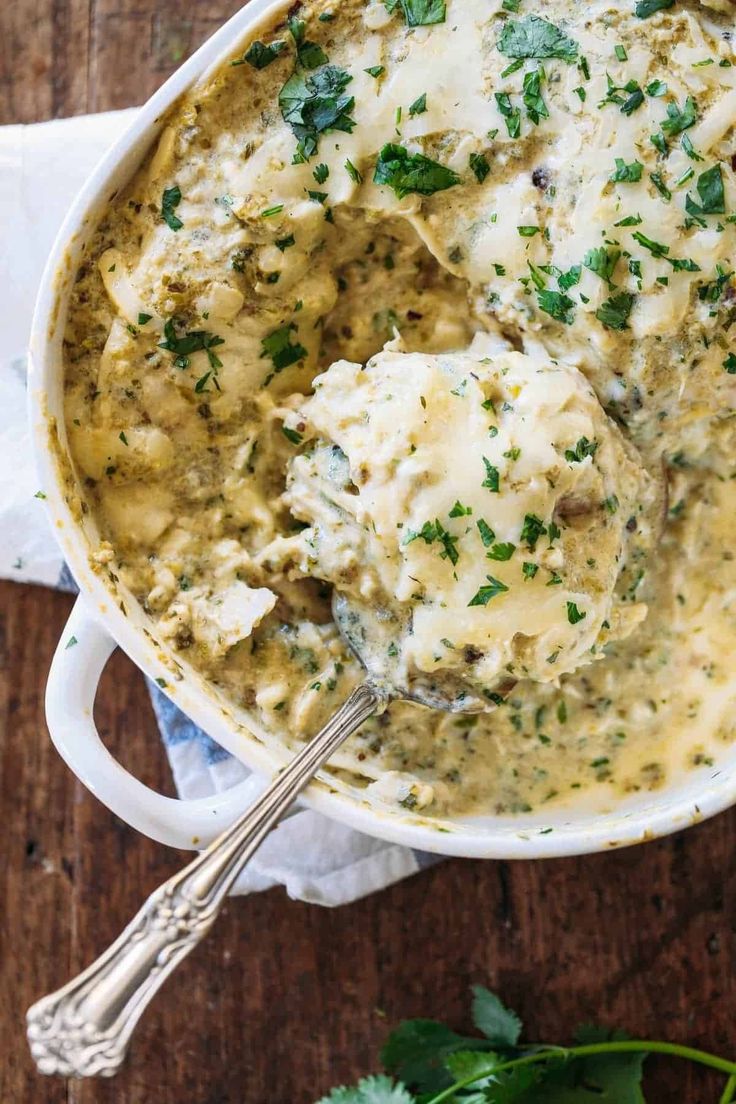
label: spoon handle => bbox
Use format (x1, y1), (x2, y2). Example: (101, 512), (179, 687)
(27, 681), (382, 1079)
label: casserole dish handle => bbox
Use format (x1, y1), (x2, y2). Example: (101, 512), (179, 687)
(45, 598), (261, 849)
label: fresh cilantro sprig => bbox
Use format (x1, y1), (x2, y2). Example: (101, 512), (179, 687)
(315, 984), (736, 1103)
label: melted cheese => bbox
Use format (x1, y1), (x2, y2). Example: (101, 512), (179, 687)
(61, 0), (736, 818)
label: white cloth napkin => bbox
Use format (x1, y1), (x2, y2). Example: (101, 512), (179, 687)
(0, 111), (437, 904)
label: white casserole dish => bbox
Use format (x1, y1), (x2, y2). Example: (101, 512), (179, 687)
(28, 0), (736, 858)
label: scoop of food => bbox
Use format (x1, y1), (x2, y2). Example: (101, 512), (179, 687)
(280, 335), (661, 711)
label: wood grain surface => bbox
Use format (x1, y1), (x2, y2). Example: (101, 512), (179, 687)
(1, 4), (735, 1101)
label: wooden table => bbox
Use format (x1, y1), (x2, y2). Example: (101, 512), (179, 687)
(1, 4), (734, 1101)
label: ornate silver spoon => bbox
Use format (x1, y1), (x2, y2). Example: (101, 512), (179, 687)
(27, 594), (503, 1078)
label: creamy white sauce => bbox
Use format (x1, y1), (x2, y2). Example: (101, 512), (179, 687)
(62, 0), (736, 817)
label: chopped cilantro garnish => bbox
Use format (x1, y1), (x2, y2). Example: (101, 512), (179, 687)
(537, 289), (575, 325)
(523, 562), (539, 580)
(470, 153), (490, 184)
(236, 40), (286, 69)
(557, 265), (582, 291)
(137, 312), (153, 326)
(635, 0), (675, 16)
(520, 513), (547, 550)
(345, 159), (363, 184)
(161, 185), (183, 231)
(611, 158), (643, 183)
(518, 225), (540, 237)
(615, 214), (643, 227)
(159, 319), (224, 370)
(565, 436), (598, 463)
(282, 426), (303, 445)
(482, 458), (500, 492)
(313, 163), (329, 184)
(449, 501), (473, 518)
(584, 246), (620, 285)
(600, 76), (645, 115)
(276, 234), (296, 251)
(391, 0), (446, 26)
(373, 143), (460, 198)
(279, 64), (355, 160)
(632, 230), (669, 258)
(596, 292), (634, 331)
(567, 601), (587, 625)
(723, 353), (736, 375)
(686, 164), (725, 218)
(365, 65), (385, 78)
(261, 204), (284, 217)
(468, 575), (509, 607)
(409, 93), (427, 116)
(661, 95), (698, 137)
(487, 542), (516, 561)
(522, 68), (549, 125)
(497, 16), (579, 63)
(682, 133), (704, 161)
(260, 323), (307, 372)
(650, 172), (671, 201)
(477, 519), (496, 547)
(495, 93), (522, 138)
(646, 79), (668, 96)
(615, 44), (627, 61)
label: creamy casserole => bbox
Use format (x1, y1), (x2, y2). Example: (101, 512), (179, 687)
(62, 0), (736, 817)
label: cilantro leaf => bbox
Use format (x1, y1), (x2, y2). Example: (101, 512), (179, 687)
(239, 39), (286, 69)
(374, 144), (461, 199)
(483, 1066), (542, 1101)
(522, 68), (549, 124)
(583, 247), (620, 285)
(470, 152), (491, 183)
(660, 95), (698, 137)
(471, 985), (523, 1047)
(260, 323), (307, 372)
(567, 601), (587, 625)
(520, 513), (547, 550)
(477, 519), (496, 546)
(482, 458), (500, 492)
(686, 163), (725, 218)
(381, 1020), (484, 1094)
(596, 292), (634, 331)
(537, 290), (576, 325)
(449, 500), (473, 517)
(161, 185), (183, 231)
(498, 16), (579, 63)
(159, 319), (224, 369)
(495, 93), (522, 138)
(565, 437), (598, 463)
(316, 1074), (415, 1104)
(394, 0), (446, 25)
(487, 542), (516, 561)
(723, 353), (736, 374)
(279, 65), (355, 159)
(444, 1050), (500, 1088)
(409, 93), (427, 116)
(610, 158), (643, 183)
(468, 575), (510, 606)
(635, 0), (675, 16)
